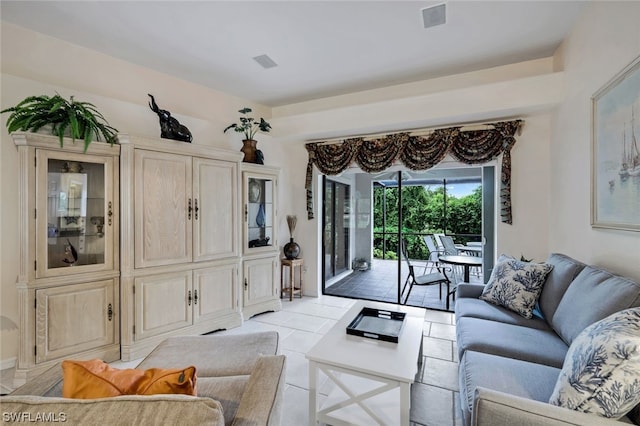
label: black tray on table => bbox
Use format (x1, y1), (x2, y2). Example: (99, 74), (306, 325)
(346, 307), (406, 343)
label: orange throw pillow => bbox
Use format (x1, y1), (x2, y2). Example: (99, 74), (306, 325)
(62, 359), (197, 399)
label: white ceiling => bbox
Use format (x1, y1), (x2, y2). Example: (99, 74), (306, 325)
(1, 1), (588, 107)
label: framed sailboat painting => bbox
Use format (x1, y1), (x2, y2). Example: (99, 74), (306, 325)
(592, 55), (640, 231)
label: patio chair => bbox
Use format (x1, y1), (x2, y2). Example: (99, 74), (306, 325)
(433, 233), (446, 253)
(440, 235), (469, 283)
(400, 240), (453, 309)
(440, 235), (459, 255)
(423, 234), (444, 274)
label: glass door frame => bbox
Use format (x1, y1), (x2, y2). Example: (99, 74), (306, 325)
(36, 149), (115, 278)
(241, 168), (278, 255)
(321, 176), (351, 289)
(373, 166), (493, 306)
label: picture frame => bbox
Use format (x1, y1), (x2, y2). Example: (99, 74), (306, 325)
(591, 55), (640, 232)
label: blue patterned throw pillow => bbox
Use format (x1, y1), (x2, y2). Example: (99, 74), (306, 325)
(479, 255), (553, 318)
(549, 308), (640, 419)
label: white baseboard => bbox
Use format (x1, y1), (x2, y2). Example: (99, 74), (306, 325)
(0, 357), (16, 371)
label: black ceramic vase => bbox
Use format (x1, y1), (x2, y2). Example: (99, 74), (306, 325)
(283, 238), (300, 260)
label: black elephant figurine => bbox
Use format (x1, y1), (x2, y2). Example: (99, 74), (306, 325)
(148, 94), (193, 143)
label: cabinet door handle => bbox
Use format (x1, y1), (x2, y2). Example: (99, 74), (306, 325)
(194, 289), (198, 305)
(188, 198), (192, 220)
(107, 202), (113, 226)
(244, 278), (248, 290)
(107, 303), (113, 321)
(194, 199), (199, 220)
(244, 204), (248, 222)
(188, 290), (192, 306)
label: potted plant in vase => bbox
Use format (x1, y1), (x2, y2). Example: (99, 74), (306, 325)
(223, 107), (271, 163)
(1, 94), (118, 152)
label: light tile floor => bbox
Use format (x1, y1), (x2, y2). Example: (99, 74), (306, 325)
(2, 295), (462, 426)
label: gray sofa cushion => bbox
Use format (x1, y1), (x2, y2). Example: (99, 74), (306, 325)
(456, 317), (568, 368)
(459, 350), (561, 426)
(456, 283), (485, 299)
(455, 297), (551, 330)
(551, 266), (640, 345)
(538, 253), (587, 321)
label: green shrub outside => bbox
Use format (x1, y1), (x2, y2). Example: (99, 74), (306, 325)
(373, 185), (481, 260)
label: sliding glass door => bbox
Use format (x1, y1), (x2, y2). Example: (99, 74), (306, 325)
(371, 168), (488, 308)
(323, 178), (351, 280)
(321, 166), (494, 311)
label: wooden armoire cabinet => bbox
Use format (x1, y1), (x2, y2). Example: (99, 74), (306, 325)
(118, 135), (244, 361)
(12, 132), (121, 385)
(11, 132), (284, 372)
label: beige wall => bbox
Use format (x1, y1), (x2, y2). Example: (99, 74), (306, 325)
(550, 2), (640, 280)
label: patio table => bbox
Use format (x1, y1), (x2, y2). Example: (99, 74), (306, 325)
(439, 255), (483, 283)
(458, 245), (482, 256)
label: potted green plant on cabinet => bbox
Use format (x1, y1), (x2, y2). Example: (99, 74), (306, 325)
(1, 94), (118, 152)
(224, 107), (271, 163)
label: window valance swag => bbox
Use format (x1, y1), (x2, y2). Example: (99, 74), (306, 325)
(305, 119), (522, 223)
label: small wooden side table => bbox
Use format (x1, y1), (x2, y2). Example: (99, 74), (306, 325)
(280, 258), (303, 301)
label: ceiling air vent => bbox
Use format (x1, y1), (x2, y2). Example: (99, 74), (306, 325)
(253, 54), (278, 69)
(421, 3), (446, 29)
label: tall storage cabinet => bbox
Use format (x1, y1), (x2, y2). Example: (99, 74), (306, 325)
(119, 135), (243, 361)
(241, 164), (282, 319)
(12, 132), (121, 385)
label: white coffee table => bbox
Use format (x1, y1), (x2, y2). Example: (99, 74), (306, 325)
(306, 301), (426, 426)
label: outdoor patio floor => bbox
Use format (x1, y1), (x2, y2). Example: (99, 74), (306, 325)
(324, 258), (483, 312)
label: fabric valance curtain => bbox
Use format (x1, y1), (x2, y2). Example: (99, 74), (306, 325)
(305, 119), (522, 223)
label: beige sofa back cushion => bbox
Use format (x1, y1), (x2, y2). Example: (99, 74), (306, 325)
(1, 394), (224, 425)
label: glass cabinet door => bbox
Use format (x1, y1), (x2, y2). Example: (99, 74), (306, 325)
(245, 176), (274, 252)
(37, 150), (115, 277)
